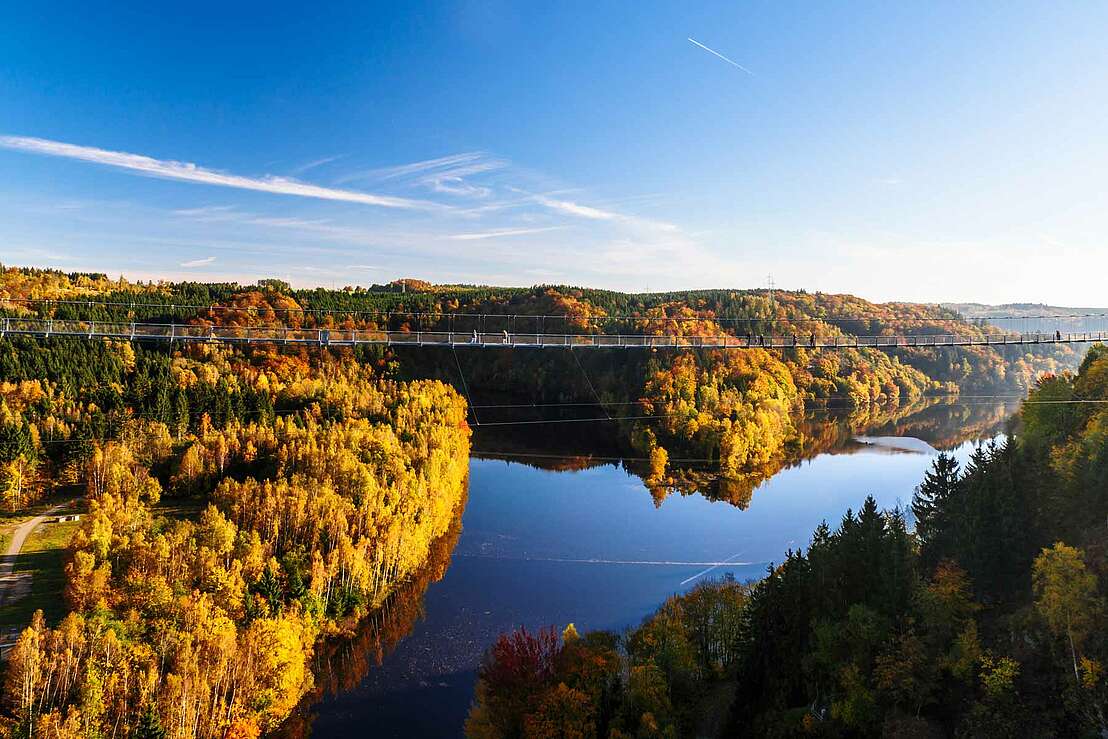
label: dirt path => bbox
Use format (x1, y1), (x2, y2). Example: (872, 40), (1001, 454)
(0, 502), (69, 608)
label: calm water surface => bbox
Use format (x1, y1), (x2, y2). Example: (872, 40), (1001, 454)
(301, 411), (1009, 737)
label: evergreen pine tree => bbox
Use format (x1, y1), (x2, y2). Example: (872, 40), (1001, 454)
(912, 453), (961, 572)
(133, 704), (167, 739)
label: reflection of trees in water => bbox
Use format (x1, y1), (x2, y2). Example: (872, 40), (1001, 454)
(271, 400), (1018, 736)
(855, 397), (1017, 449)
(273, 494), (467, 739)
(471, 420), (630, 473)
(650, 398), (1016, 507)
(473, 398), (1017, 509)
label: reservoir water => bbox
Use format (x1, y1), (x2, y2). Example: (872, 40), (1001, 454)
(283, 402), (1015, 737)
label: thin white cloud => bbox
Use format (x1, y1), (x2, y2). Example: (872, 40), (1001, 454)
(249, 216), (331, 229)
(0, 135), (436, 210)
(448, 226), (565, 241)
(172, 204), (397, 245)
(688, 37), (754, 76)
(378, 152), (487, 180)
(455, 195), (538, 218)
(173, 206), (329, 231)
(5, 246), (77, 262)
(532, 193), (618, 221)
(430, 178), (492, 198)
(531, 193), (680, 233)
(336, 152), (488, 184)
(337, 152), (508, 200)
(420, 160), (505, 198)
(5, 138), (717, 292)
(290, 154), (345, 175)
(172, 205), (238, 221)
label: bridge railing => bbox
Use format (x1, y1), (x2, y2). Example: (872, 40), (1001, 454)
(1, 318), (1105, 349)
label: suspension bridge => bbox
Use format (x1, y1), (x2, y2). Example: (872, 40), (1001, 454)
(2, 316), (1105, 350)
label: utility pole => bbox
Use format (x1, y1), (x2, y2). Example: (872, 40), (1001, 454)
(767, 274), (776, 338)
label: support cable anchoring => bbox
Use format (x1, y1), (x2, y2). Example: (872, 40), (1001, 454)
(452, 345), (480, 427)
(571, 347), (611, 420)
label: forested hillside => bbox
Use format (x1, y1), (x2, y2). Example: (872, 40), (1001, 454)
(465, 344), (1108, 737)
(0, 266), (1076, 504)
(0, 296), (471, 736)
(0, 266), (1099, 736)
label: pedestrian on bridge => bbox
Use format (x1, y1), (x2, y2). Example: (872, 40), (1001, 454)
(502, 329), (510, 344)
(471, 330), (479, 344)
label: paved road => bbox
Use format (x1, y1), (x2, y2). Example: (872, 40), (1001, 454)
(0, 502), (69, 608)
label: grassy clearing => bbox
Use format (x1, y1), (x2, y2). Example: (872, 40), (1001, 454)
(0, 511), (40, 551)
(0, 501), (87, 628)
(0, 509), (36, 528)
(0, 498), (208, 629)
(0, 488), (83, 527)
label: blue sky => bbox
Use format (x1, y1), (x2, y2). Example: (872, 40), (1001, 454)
(2, 1), (1107, 304)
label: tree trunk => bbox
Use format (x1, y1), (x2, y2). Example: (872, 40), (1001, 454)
(1067, 616), (1080, 686)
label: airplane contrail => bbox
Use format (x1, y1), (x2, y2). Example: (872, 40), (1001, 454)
(680, 552), (747, 586)
(687, 37), (754, 76)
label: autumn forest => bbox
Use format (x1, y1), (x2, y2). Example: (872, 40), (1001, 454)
(0, 265), (1103, 737)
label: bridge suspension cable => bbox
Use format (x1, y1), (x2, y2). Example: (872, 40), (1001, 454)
(3, 316), (1105, 350)
(570, 348), (611, 420)
(27, 397), (1108, 453)
(468, 393), (1030, 409)
(451, 345), (480, 427)
(24, 395), (1108, 453)
(6, 297), (1108, 326)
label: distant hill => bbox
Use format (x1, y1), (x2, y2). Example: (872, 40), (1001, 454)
(943, 302), (1108, 343)
(944, 302), (1108, 318)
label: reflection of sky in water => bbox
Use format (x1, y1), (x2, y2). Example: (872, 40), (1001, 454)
(307, 436), (998, 738)
(852, 435), (939, 454)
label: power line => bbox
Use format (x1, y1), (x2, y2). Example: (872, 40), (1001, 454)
(23, 397), (1106, 448)
(6, 297), (1107, 326)
(467, 414), (684, 427)
(23, 400), (1019, 447)
(570, 348), (610, 420)
(472, 450), (724, 463)
(5, 317), (1102, 351)
(14, 380), (1106, 450)
(451, 345), (480, 426)
(469, 398), (1107, 425)
(468, 394), (1028, 409)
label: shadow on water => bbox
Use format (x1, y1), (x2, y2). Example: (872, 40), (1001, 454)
(273, 498), (467, 739)
(303, 669), (478, 739)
